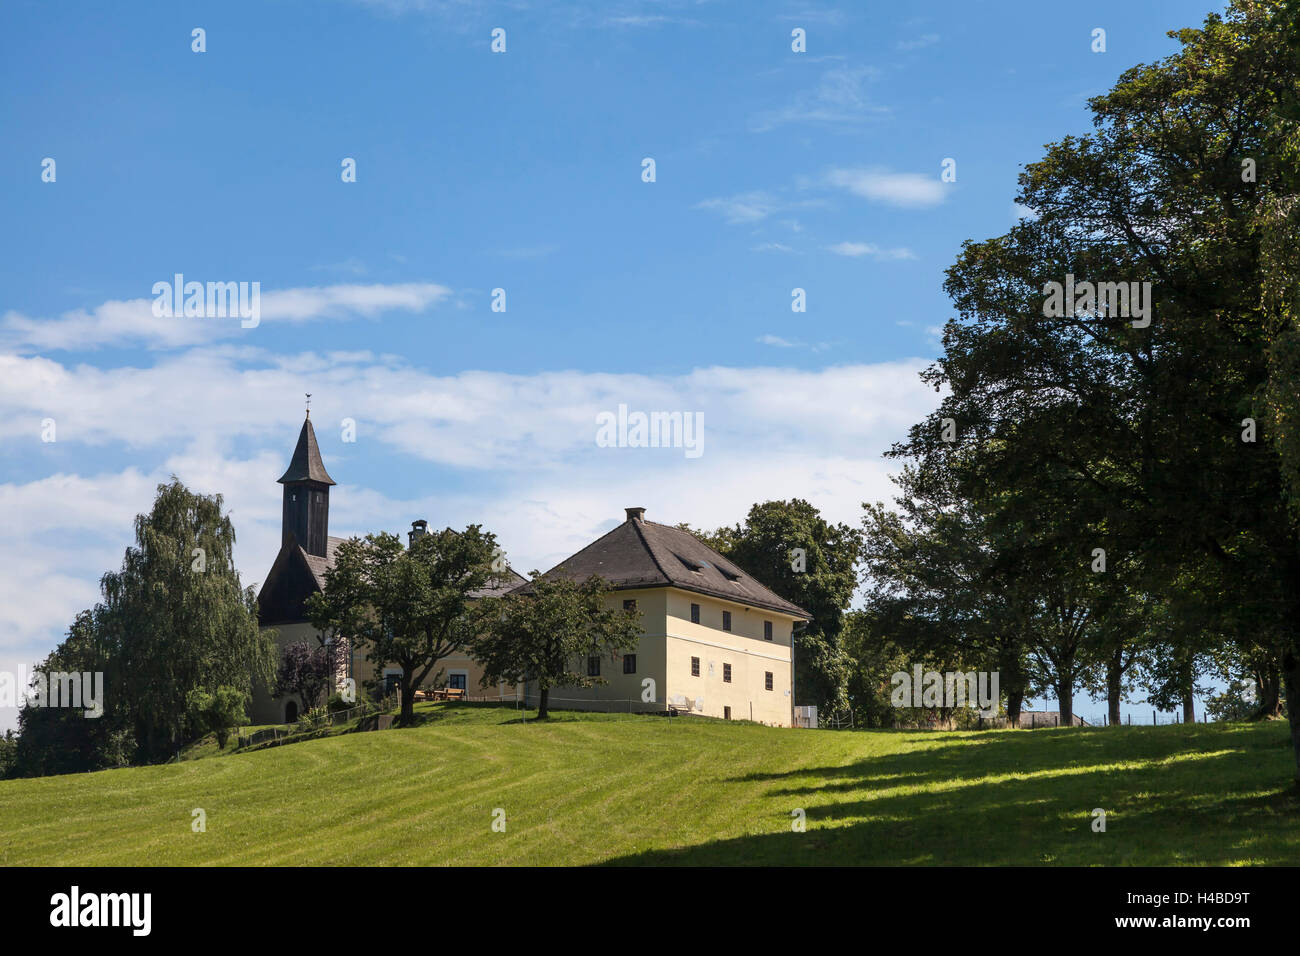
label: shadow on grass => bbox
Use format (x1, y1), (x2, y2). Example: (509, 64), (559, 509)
(599, 724), (1300, 866)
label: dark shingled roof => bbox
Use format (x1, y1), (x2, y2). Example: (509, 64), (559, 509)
(278, 415), (336, 485)
(299, 535), (527, 596)
(300, 536), (347, 590)
(516, 511), (810, 618)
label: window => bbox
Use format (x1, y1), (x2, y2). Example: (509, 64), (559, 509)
(764, 620), (773, 641)
(623, 654), (637, 674)
(691, 656), (700, 677)
(623, 599), (637, 611)
(724, 706), (732, 720)
(690, 603), (700, 624)
(449, 672), (468, 690)
(723, 663), (732, 683)
(765, 671), (773, 691)
(587, 656), (601, 677)
(722, 610), (732, 632)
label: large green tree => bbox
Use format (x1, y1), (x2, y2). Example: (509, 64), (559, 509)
(306, 526), (503, 725)
(470, 574), (642, 719)
(698, 500), (861, 715)
(13, 479), (273, 771)
(99, 479), (273, 761)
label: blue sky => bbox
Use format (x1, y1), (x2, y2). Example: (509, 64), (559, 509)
(0, 0), (1225, 727)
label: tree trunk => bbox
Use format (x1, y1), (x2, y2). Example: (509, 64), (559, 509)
(1107, 654), (1123, 727)
(1056, 680), (1073, 727)
(999, 645), (1026, 728)
(1253, 665), (1283, 719)
(537, 686), (550, 719)
(1006, 687), (1024, 728)
(1283, 646), (1300, 787)
(1180, 661), (1195, 724)
(399, 677), (415, 725)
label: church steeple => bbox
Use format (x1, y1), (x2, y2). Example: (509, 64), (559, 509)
(278, 408), (334, 557)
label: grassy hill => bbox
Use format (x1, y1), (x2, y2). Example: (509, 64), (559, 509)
(0, 703), (1295, 866)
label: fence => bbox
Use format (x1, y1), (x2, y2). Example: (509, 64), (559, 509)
(890, 710), (1209, 731)
(235, 700), (383, 750)
(1081, 711), (1209, 727)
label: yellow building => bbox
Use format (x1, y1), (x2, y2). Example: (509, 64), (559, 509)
(516, 507), (808, 727)
(253, 416), (808, 728)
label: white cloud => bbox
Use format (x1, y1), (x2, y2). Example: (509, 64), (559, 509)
(826, 241), (916, 260)
(826, 168), (946, 208)
(896, 33), (940, 51)
(752, 66), (887, 132)
(695, 192), (780, 224)
(1, 282), (452, 352)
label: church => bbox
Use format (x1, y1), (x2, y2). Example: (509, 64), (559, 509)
(252, 413), (809, 726)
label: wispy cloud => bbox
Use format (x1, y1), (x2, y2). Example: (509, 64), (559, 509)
(604, 14), (699, 28)
(694, 191), (780, 224)
(1, 282), (452, 351)
(896, 33), (940, 51)
(826, 241), (916, 260)
(496, 244), (560, 259)
(755, 334), (830, 352)
(826, 167), (946, 208)
(751, 66), (887, 132)
(695, 192), (825, 226)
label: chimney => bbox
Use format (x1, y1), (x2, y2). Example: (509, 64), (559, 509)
(625, 507), (645, 522)
(409, 519), (428, 547)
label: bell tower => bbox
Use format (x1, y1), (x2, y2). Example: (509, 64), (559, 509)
(278, 401), (335, 557)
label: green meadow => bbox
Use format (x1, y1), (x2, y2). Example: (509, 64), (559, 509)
(0, 703), (1295, 866)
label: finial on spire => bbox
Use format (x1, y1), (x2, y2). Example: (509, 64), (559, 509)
(305, 393), (312, 419)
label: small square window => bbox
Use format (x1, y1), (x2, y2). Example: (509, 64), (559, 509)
(723, 663), (732, 683)
(623, 654), (637, 674)
(690, 603), (700, 624)
(691, 656), (700, 677)
(722, 611), (732, 632)
(765, 671), (773, 691)
(764, 620), (773, 641)
(623, 599), (637, 611)
(587, 656), (600, 677)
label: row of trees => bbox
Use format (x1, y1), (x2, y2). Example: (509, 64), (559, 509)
(848, 0), (1300, 784)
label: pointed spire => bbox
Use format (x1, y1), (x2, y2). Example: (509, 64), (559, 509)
(277, 414), (336, 485)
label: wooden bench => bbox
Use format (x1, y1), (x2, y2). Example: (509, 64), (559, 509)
(424, 687), (467, 702)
